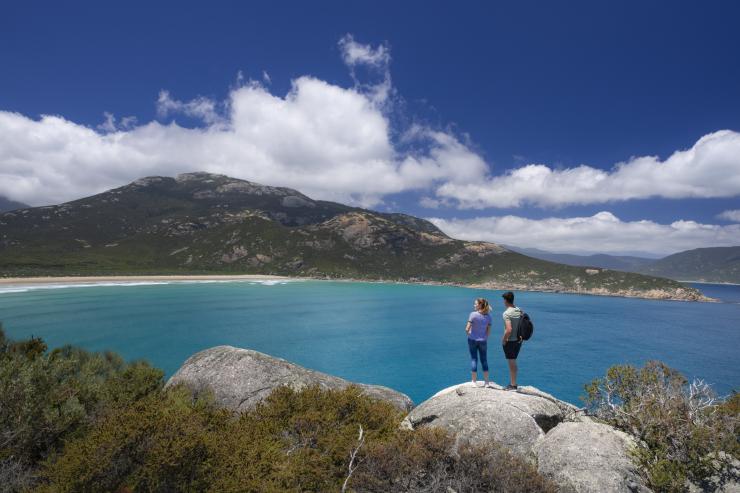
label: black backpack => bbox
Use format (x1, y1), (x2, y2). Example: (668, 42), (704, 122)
(519, 312), (534, 341)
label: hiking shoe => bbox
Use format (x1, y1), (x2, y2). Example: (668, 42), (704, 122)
(504, 384), (518, 391)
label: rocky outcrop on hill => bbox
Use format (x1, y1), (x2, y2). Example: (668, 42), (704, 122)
(166, 345), (413, 412)
(401, 382), (583, 459)
(170, 346), (740, 492)
(402, 382), (652, 493)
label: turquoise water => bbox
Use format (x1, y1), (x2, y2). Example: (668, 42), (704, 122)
(0, 280), (738, 405)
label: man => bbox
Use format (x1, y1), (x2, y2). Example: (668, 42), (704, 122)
(500, 291), (523, 390)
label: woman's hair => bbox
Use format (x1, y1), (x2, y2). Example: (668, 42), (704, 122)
(475, 298), (491, 314)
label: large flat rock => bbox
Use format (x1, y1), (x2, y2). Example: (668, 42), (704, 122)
(534, 421), (651, 493)
(401, 382), (581, 459)
(166, 345), (413, 412)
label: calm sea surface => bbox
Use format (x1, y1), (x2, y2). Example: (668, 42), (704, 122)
(1, 280), (737, 405)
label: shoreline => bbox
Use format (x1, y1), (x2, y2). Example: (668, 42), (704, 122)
(0, 274), (716, 302)
(0, 274), (291, 286)
(678, 280), (740, 286)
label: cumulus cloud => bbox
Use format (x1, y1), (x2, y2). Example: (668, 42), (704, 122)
(435, 130), (740, 208)
(428, 212), (740, 256)
(717, 209), (740, 222)
(0, 76), (484, 207)
(1, 33), (738, 215)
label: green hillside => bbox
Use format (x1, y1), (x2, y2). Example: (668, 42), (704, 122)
(0, 172), (706, 301)
(643, 246), (740, 284)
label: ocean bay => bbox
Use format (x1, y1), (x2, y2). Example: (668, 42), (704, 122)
(1, 280), (737, 405)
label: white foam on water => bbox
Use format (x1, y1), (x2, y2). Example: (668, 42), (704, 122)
(0, 287), (31, 294)
(0, 278), (298, 294)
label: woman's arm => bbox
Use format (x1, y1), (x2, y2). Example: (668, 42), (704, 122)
(465, 321), (472, 336)
(486, 323), (491, 338)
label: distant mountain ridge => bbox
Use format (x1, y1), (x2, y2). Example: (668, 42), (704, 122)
(0, 172), (706, 301)
(504, 246), (657, 272)
(643, 247), (740, 284)
(0, 195), (29, 213)
(506, 245), (740, 284)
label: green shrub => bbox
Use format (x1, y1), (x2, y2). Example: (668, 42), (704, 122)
(37, 385), (229, 493)
(204, 385), (401, 492)
(0, 325), (164, 492)
(38, 383), (557, 493)
(584, 361), (739, 492)
(352, 427), (558, 493)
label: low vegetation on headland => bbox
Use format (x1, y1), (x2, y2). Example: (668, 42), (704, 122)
(1, 325), (736, 492)
(0, 173), (709, 301)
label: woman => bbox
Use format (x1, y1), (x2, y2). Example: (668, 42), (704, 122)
(465, 298), (492, 387)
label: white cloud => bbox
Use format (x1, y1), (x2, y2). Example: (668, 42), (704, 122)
(338, 34), (392, 106)
(97, 112), (138, 133)
(156, 90), (224, 126)
(0, 76), (483, 207)
(717, 209), (740, 222)
(1, 33), (738, 216)
(435, 130), (740, 208)
(1, 35), (480, 207)
(338, 33), (390, 69)
(428, 212), (740, 256)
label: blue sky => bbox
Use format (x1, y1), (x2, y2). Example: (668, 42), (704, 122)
(1, 1), (739, 255)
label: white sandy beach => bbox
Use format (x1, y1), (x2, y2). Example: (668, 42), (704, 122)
(0, 274), (292, 286)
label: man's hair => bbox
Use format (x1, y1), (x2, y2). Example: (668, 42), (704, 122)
(502, 291), (515, 304)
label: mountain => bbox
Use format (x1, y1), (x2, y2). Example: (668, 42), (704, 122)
(0, 195), (29, 213)
(504, 246), (656, 272)
(642, 246), (740, 284)
(0, 172), (706, 300)
(507, 245), (740, 284)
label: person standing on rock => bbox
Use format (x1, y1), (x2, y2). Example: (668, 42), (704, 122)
(501, 291), (523, 390)
(465, 298), (492, 387)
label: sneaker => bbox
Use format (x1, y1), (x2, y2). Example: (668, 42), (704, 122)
(504, 384), (518, 391)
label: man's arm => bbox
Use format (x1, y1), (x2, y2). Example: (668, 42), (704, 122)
(502, 319), (512, 345)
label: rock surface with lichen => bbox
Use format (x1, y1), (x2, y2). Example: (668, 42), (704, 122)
(166, 345), (413, 412)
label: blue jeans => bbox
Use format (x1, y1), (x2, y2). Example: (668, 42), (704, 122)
(468, 339), (488, 372)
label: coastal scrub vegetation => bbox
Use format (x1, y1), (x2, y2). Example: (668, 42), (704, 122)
(585, 361), (739, 492)
(4, 326), (736, 493)
(1, 326), (554, 492)
(0, 324), (163, 492)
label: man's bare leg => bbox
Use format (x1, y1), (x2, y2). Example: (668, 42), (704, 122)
(507, 359), (518, 386)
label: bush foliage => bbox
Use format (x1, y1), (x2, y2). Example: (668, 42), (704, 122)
(0, 324), (164, 492)
(8, 326), (736, 493)
(2, 327), (555, 493)
(584, 360), (739, 492)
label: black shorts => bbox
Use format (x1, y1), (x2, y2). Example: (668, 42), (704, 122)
(502, 340), (522, 360)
